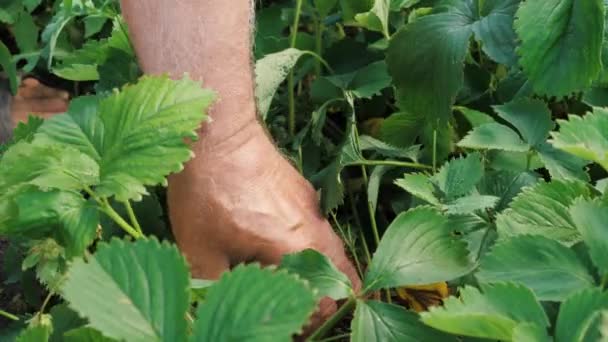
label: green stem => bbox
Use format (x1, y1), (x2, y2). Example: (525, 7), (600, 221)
(359, 230), (372, 270)
(360, 165), (380, 247)
(308, 297), (357, 341)
(432, 128), (438, 174)
(288, 0), (304, 137)
(313, 16), (324, 76)
(0, 309), (18, 321)
(36, 291), (54, 322)
(331, 212), (364, 279)
(102, 201), (143, 239)
(525, 151), (533, 171)
(123, 201), (143, 235)
(318, 333), (350, 342)
(346, 159), (432, 170)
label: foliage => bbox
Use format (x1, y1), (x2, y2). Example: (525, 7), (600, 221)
(2, 0), (608, 341)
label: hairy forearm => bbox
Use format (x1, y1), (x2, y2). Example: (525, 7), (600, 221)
(120, 0), (258, 145)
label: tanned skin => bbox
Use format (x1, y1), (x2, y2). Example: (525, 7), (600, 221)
(120, 0), (360, 322)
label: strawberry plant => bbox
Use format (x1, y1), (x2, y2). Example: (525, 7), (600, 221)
(1, 0), (608, 341)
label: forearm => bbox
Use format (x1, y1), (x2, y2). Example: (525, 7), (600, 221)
(120, 0), (258, 146)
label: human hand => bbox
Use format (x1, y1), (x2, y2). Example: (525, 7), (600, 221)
(168, 122), (361, 327)
(10, 78), (69, 125)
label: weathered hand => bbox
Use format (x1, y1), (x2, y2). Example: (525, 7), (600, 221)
(10, 78), (69, 124)
(169, 122), (361, 322)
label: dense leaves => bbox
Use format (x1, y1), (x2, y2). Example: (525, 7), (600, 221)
(4, 0), (608, 340)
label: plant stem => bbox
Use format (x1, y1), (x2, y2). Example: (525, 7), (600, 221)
(313, 15), (324, 76)
(360, 165), (380, 247)
(0, 309), (18, 321)
(36, 291), (54, 321)
(288, 0), (304, 137)
(525, 151), (533, 171)
(432, 128), (438, 174)
(102, 201), (143, 239)
(123, 200), (143, 235)
(346, 159), (432, 170)
(308, 297), (357, 341)
(318, 333), (350, 342)
(331, 212), (364, 279)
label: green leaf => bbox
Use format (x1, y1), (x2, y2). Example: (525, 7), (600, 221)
(63, 328), (115, 342)
(456, 106), (495, 128)
(52, 39), (104, 81)
(433, 153), (484, 201)
(444, 194), (499, 215)
(62, 238), (191, 342)
(496, 179), (592, 245)
(355, 0), (391, 37)
(13, 11), (39, 53)
(570, 198), (608, 277)
(515, 0), (605, 96)
(49, 304), (87, 342)
(53, 22), (134, 82)
(458, 123), (529, 152)
(368, 165), (391, 213)
(477, 235), (595, 301)
(192, 264), (316, 342)
(4, 191), (98, 258)
(364, 207), (473, 291)
(421, 283), (549, 340)
(551, 108), (608, 172)
(387, 4), (472, 123)
(16, 322), (51, 342)
(0, 41), (18, 93)
(12, 116), (44, 144)
(326, 61), (392, 99)
(23, 0), (42, 12)
(280, 249), (352, 300)
(477, 170), (539, 212)
(379, 111), (424, 148)
(83, 15), (108, 38)
(537, 142), (589, 181)
(340, 0), (374, 22)
(314, 0), (339, 17)
(471, 0), (521, 66)
(351, 300), (456, 342)
(42, 10), (73, 68)
(494, 98), (554, 147)
(0, 141), (99, 192)
(388, 0), (519, 123)
(555, 288), (608, 342)
(512, 323), (552, 342)
(394, 173), (441, 206)
(37, 76), (215, 201)
(255, 48), (306, 119)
